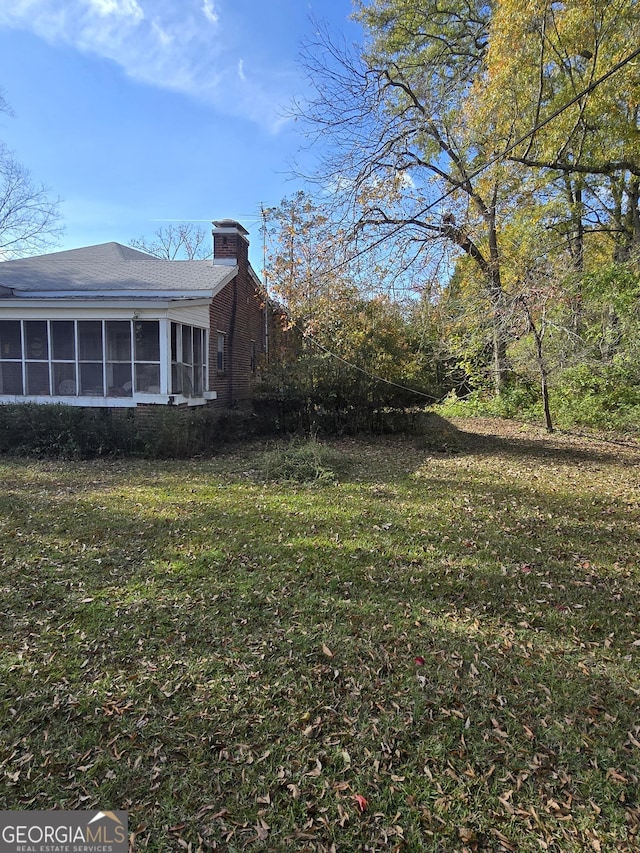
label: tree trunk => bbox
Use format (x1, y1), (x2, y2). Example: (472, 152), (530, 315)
(488, 250), (509, 395)
(519, 294), (553, 432)
(492, 320), (510, 395)
(540, 366), (553, 434)
(529, 304), (553, 433)
(486, 203), (509, 395)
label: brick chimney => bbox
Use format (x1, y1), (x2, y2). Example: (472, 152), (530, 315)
(212, 219), (249, 267)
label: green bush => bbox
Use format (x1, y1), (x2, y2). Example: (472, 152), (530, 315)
(0, 403), (257, 459)
(437, 363), (640, 434)
(0, 404), (134, 459)
(437, 384), (542, 422)
(550, 361), (640, 431)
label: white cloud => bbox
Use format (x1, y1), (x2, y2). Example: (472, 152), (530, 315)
(151, 18), (173, 47)
(0, 0), (298, 132)
(201, 0), (218, 25)
(87, 0), (143, 20)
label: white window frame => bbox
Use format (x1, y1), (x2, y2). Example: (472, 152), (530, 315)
(0, 319), (163, 401)
(170, 321), (208, 398)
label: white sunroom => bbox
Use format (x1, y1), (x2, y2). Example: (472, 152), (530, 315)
(0, 241), (238, 407)
(0, 307), (212, 406)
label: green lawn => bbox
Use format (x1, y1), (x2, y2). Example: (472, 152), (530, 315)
(1, 418), (639, 852)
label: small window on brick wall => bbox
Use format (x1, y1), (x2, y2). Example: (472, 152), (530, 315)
(217, 332), (225, 373)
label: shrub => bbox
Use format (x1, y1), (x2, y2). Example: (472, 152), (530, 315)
(437, 385), (542, 422)
(0, 403), (257, 459)
(436, 364), (640, 435)
(0, 403), (129, 459)
(550, 361), (640, 431)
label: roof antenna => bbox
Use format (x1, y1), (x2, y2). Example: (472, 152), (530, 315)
(260, 203), (268, 292)
(260, 203), (277, 294)
(260, 202), (276, 360)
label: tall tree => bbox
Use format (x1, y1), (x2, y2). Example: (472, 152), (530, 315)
(478, 0), (640, 262)
(0, 90), (62, 259)
(296, 0), (518, 392)
(294, 0), (640, 395)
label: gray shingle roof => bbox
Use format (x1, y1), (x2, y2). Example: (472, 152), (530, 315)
(0, 242), (236, 297)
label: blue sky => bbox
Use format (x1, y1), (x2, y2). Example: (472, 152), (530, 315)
(0, 0), (361, 268)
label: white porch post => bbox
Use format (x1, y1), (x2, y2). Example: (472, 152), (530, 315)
(159, 317), (170, 395)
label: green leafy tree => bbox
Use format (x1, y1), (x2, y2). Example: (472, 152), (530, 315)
(477, 0), (640, 263)
(293, 0), (640, 402)
(296, 1), (517, 392)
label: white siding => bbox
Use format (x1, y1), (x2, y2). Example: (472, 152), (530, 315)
(167, 304), (209, 327)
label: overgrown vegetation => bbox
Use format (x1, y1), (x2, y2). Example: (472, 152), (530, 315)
(261, 197), (640, 436)
(1, 420), (638, 851)
(438, 360), (640, 435)
(0, 402), (467, 459)
(257, 436), (347, 483)
(258, 0), (640, 434)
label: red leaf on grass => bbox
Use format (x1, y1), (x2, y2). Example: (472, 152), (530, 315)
(352, 794), (368, 812)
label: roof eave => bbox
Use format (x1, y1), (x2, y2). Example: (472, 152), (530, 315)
(0, 295), (215, 309)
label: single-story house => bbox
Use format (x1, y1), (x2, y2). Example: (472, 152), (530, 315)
(0, 219), (281, 408)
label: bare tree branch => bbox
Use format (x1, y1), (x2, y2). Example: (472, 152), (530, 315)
(0, 145), (63, 259)
(509, 155), (640, 177)
(129, 223), (212, 260)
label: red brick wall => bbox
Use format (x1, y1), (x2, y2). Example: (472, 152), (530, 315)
(213, 231), (243, 262)
(208, 233), (266, 408)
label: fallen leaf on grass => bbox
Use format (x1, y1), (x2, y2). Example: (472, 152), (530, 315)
(490, 828), (516, 850)
(254, 817), (269, 840)
(606, 768), (628, 783)
(306, 759), (323, 777)
(352, 794), (368, 812)
(195, 806), (228, 820)
(627, 730), (640, 749)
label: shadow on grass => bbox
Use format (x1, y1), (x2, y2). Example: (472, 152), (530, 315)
(1, 458), (637, 646)
(1, 446), (639, 852)
(448, 426), (638, 467)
